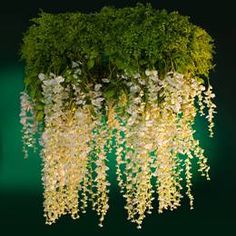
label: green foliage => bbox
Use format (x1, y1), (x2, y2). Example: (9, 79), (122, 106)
(20, 3), (214, 120)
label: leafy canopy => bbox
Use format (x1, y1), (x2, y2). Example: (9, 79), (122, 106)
(21, 3), (214, 120)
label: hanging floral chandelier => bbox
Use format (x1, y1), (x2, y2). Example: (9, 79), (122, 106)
(20, 4), (216, 229)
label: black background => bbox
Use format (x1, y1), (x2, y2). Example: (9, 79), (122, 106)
(0, 0), (235, 235)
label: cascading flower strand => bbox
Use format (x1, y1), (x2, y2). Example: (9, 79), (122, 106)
(20, 4), (216, 230)
(20, 91), (37, 158)
(20, 68), (216, 228)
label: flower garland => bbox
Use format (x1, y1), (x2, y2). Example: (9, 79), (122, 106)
(20, 67), (216, 228)
(20, 4), (216, 229)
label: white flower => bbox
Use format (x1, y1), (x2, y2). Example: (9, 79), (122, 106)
(102, 78), (110, 83)
(200, 85), (206, 91)
(150, 75), (159, 82)
(49, 72), (56, 78)
(92, 97), (104, 107)
(127, 107), (134, 115)
(165, 77), (176, 88)
(138, 78), (146, 85)
(41, 132), (49, 143)
(146, 120), (153, 127)
(75, 111), (84, 119)
(145, 69), (151, 76)
(130, 85), (141, 94)
(139, 90), (144, 97)
(127, 116), (136, 126)
(76, 99), (86, 105)
(173, 103), (181, 113)
(53, 85), (63, 94)
(20, 117), (27, 125)
(55, 76), (64, 83)
(133, 97), (142, 104)
(95, 84), (102, 91)
(72, 61), (79, 68)
(43, 79), (56, 86)
(174, 72), (184, 80)
(38, 73), (46, 81)
(133, 73), (140, 79)
(210, 93), (215, 98)
(144, 143), (153, 150)
(121, 74), (129, 80)
(150, 70), (158, 77)
(126, 82), (133, 87)
(145, 69), (158, 77)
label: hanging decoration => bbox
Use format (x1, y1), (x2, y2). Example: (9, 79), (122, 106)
(20, 4), (216, 229)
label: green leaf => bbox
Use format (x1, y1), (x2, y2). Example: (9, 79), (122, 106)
(20, 3), (214, 115)
(104, 89), (115, 100)
(36, 111), (44, 122)
(36, 104), (44, 111)
(87, 59), (95, 69)
(196, 77), (205, 84)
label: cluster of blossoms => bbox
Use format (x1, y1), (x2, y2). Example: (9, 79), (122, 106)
(20, 91), (37, 158)
(112, 70), (215, 228)
(20, 65), (216, 228)
(38, 71), (110, 226)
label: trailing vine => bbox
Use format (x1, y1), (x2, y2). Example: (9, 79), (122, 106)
(20, 3), (216, 229)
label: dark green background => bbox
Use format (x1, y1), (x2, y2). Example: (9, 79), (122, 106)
(0, 0), (235, 235)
